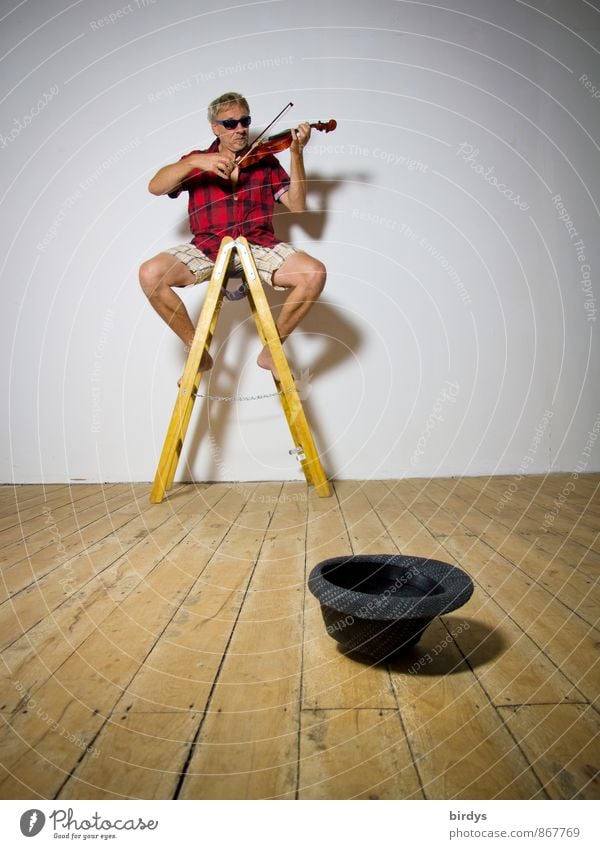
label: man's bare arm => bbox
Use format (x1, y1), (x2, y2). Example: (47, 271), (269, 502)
(148, 151), (235, 195)
(278, 122), (311, 213)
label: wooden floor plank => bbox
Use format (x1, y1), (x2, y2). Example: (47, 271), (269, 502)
(0, 485), (172, 607)
(440, 535), (599, 706)
(0, 485), (229, 713)
(384, 478), (472, 539)
(0, 484), (119, 540)
(531, 534), (600, 582)
(498, 704), (600, 799)
(57, 483), (283, 800)
(179, 483), (307, 800)
(388, 617), (546, 799)
(402, 480), (599, 627)
(0, 485), (197, 649)
(58, 712), (198, 800)
(368, 480), (453, 559)
(301, 485), (397, 712)
(0, 485), (121, 547)
(0, 485), (249, 799)
(0, 486), (148, 568)
(446, 572), (583, 706)
(424, 479), (600, 586)
(459, 475), (599, 547)
(0, 485), (72, 520)
(0, 475), (596, 800)
(299, 708), (423, 799)
(335, 480), (397, 554)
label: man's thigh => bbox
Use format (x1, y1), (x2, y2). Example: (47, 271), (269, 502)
(271, 250), (322, 290)
(248, 243), (298, 291)
(162, 244), (215, 287)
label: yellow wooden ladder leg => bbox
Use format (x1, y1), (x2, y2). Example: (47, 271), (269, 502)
(149, 238), (236, 503)
(162, 300), (223, 492)
(235, 237), (330, 497)
(149, 236), (330, 503)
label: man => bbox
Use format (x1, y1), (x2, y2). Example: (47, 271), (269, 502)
(139, 91), (326, 379)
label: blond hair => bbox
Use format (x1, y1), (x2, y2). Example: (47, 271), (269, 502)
(207, 92), (249, 122)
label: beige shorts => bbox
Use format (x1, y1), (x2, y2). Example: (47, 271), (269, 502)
(165, 241), (297, 291)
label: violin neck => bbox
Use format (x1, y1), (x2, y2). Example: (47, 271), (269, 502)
(268, 121), (334, 141)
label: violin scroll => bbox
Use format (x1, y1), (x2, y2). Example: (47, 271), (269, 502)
(312, 119), (337, 133)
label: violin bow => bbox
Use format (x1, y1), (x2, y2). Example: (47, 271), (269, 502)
(235, 101), (294, 167)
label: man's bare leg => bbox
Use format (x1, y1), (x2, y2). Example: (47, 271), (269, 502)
(257, 252), (326, 381)
(139, 252), (213, 371)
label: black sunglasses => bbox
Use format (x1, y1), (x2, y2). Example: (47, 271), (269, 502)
(214, 116), (251, 130)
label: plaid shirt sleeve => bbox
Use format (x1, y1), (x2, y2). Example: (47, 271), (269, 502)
(270, 157), (291, 201)
(167, 149), (203, 199)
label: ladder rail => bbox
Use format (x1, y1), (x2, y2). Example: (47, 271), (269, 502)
(239, 240), (328, 494)
(150, 238), (234, 503)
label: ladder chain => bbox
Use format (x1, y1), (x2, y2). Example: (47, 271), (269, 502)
(196, 386), (295, 402)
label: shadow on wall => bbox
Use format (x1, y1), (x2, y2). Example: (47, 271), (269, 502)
(171, 170), (369, 244)
(274, 171), (370, 243)
(180, 289), (362, 482)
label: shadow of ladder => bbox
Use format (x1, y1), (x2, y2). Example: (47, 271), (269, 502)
(149, 236), (331, 503)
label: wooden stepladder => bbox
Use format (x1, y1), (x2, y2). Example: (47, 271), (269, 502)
(149, 236), (330, 503)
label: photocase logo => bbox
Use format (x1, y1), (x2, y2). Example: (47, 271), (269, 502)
(19, 810), (46, 837)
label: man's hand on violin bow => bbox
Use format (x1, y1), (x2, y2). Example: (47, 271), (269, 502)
(189, 151), (235, 178)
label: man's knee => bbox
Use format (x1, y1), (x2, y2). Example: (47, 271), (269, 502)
(139, 257), (164, 298)
(139, 254), (192, 297)
(302, 259), (326, 298)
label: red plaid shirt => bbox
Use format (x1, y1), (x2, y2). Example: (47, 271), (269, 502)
(169, 138), (291, 260)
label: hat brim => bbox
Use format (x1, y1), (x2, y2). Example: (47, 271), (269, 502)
(308, 554), (474, 621)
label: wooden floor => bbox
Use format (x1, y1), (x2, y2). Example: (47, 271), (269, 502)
(0, 475), (598, 800)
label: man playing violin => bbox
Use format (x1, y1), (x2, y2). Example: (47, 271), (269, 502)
(139, 91), (326, 380)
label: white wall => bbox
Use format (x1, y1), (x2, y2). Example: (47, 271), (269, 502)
(1, 0), (599, 484)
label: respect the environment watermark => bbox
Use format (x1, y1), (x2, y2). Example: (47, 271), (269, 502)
(351, 210), (472, 305)
(89, 0), (157, 31)
(147, 56), (294, 102)
(37, 138), (142, 253)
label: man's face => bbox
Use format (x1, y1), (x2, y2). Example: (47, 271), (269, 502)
(211, 103), (250, 155)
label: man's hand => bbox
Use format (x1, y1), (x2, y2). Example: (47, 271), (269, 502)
(290, 122), (311, 156)
(148, 151), (236, 194)
(188, 151), (235, 178)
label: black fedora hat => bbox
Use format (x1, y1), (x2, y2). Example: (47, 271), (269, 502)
(308, 554), (474, 661)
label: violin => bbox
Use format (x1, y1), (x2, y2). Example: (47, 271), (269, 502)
(235, 117), (337, 168)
